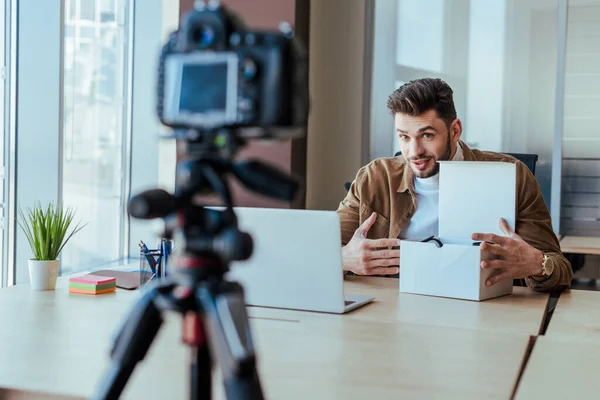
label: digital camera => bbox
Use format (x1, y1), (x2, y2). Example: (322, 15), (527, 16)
(156, 1), (309, 137)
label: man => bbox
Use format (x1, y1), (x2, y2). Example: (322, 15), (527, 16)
(337, 78), (572, 292)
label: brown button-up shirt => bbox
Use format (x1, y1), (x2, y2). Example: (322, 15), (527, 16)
(336, 141), (572, 292)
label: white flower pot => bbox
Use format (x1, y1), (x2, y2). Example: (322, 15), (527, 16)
(28, 259), (60, 291)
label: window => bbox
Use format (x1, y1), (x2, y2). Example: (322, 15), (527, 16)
(61, 0), (131, 274)
(11, 0), (167, 284)
(371, 0), (559, 213)
(561, 1), (600, 237)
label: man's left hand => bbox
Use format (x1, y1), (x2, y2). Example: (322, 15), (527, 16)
(472, 218), (544, 287)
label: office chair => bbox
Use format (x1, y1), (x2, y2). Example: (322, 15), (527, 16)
(503, 153), (538, 175)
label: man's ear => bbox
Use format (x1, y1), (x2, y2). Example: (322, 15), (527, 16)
(450, 119), (463, 143)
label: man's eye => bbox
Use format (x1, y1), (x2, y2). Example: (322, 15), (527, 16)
(399, 135), (409, 141)
(423, 133), (434, 139)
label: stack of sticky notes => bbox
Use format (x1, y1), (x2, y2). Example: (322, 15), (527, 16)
(68, 275), (116, 295)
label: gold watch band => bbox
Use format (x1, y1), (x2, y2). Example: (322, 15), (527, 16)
(541, 253), (551, 276)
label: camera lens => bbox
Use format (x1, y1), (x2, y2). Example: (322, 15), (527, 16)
(193, 25), (216, 48)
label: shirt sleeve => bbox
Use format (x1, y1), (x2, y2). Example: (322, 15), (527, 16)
(514, 162), (573, 292)
(336, 167), (368, 246)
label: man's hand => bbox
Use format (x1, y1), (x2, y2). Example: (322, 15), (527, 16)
(472, 218), (544, 287)
(341, 212), (400, 275)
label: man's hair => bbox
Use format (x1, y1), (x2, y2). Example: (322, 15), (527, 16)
(386, 78), (457, 127)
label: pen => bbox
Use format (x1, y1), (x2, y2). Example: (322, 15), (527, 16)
(139, 241), (157, 275)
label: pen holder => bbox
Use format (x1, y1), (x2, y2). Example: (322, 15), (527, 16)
(139, 249), (162, 287)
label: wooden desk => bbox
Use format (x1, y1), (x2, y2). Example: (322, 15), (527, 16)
(545, 289), (600, 338)
(247, 316), (530, 400)
(0, 277), (532, 399)
(560, 235), (600, 255)
(249, 276), (550, 336)
(515, 335), (599, 399)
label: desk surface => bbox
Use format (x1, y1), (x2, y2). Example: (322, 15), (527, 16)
(515, 335), (599, 399)
(248, 276), (550, 336)
(560, 235), (600, 255)
(0, 276), (532, 399)
(545, 289), (600, 338)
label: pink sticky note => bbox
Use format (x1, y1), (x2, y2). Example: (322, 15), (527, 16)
(69, 274), (116, 285)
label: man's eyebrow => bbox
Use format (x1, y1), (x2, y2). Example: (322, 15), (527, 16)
(396, 126), (437, 134)
(418, 125), (436, 133)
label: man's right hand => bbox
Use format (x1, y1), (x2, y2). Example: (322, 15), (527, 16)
(341, 212), (400, 275)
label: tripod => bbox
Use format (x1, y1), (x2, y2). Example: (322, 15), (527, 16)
(92, 133), (299, 400)
(92, 260), (262, 400)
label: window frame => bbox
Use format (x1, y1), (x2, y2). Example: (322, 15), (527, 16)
(9, 0), (169, 284)
(1, 0), (16, 288)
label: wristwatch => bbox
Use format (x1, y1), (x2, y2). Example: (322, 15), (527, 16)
(540, 253), (553, 276)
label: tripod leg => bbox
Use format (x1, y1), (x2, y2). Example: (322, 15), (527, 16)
(183, 312), (212, 400)
(196, 281), (264, 400)
(191, 342), (212, 400)
(92, 288), (164, 400)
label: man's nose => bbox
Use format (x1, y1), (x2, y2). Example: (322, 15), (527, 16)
(408, 140), (424, 158)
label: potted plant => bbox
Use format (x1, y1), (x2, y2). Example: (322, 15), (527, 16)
(17, 203), (86, 291)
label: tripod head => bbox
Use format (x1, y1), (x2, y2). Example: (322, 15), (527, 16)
(128, 128), (301, 275)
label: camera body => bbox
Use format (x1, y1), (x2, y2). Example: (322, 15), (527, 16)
(156, 2), (308, 136)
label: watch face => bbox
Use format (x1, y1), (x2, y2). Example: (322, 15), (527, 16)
(543, 255), (554, 276)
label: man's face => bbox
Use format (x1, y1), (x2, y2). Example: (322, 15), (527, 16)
(395, 109), (462, 178)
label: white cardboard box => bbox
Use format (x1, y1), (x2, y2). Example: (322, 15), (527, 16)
(399, 161), (517, 301)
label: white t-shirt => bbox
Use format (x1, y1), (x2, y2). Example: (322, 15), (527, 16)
(400, 144), (464, 241)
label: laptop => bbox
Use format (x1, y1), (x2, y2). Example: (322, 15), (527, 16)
(226, 207), (374, 314)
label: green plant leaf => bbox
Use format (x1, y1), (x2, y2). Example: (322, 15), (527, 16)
(16, 202), (87, 261)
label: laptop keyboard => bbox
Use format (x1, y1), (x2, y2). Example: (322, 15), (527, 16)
(345, 300), (356, 306)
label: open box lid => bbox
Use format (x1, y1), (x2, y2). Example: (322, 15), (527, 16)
(438, 161), (516, 240)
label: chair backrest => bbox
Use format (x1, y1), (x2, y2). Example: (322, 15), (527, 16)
(504, 153), (538, 176)
(393, 151), (539, 176)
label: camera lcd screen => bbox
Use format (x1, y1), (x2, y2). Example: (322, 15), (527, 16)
(162, 52), (238, 128)
(179, 63), (227, 114)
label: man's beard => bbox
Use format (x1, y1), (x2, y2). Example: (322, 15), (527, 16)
(409, 131), (452, 179)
